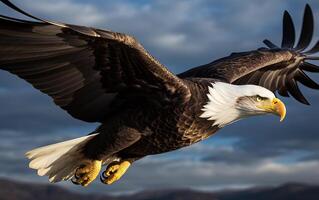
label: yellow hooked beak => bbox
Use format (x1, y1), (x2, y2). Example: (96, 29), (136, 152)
(257, 97), (286, 122)
(266, 98), (286, 122)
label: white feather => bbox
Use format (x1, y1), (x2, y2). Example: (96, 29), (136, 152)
(25, 133), (98, 183)
(200, 82), (275, 127)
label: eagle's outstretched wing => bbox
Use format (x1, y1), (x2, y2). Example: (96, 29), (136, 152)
(0, 0), (190, 122)
(179, 4), (319, 105)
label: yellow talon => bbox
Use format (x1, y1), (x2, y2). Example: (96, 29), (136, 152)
(73, 160), (102, 187)
(101, 161), (131, 185)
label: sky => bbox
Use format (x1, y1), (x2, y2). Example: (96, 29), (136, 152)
(0, 0), (319, 195)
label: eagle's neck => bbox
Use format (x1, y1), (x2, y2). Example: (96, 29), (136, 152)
(199, 82), (247, 127)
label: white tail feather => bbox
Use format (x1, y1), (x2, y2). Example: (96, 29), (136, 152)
(25, 133), (98, 183)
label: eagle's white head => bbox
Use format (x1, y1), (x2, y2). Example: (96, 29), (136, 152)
(200, 82), (286, 127)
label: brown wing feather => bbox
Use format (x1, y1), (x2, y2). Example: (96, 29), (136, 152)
(0, 2), (190, 122)
(179, 4), (319, 105)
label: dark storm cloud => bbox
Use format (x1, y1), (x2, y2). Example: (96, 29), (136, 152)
(0, 0), (319, 194)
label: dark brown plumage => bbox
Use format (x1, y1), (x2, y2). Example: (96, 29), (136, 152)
(179, 4), (319, 105)
(0, 0), (318, 186)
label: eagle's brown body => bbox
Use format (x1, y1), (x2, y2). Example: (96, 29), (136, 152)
(0, 0), (319, 186)
(89, 79), (217, 160)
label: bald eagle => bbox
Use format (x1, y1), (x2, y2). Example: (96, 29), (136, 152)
(0, 0), (318, 186)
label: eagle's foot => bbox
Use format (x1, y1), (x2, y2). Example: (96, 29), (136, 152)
(100, 161), (131, 185)
(72, 160), (102, 187)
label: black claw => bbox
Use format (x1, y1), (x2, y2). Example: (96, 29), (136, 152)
(71, 177), (80, 185)
(100, 174), (106, 183)
(101, 171), (108, 179)
(74, 171), (82, 179)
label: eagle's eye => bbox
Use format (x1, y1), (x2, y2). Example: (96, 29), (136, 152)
(256, 95), (263, 102)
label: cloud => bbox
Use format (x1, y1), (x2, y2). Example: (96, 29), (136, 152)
(153, 33), (187, 50)
(71, 158), (319, 193)
(1, 0), (319, 194)
(11, 0), (104, 26)
(0, 85), (95, 135)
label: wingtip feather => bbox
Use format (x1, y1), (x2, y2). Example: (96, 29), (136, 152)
(263, 39), (279, 49)
(295, 4), (314, 51)
(282, 10), (295, 48)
